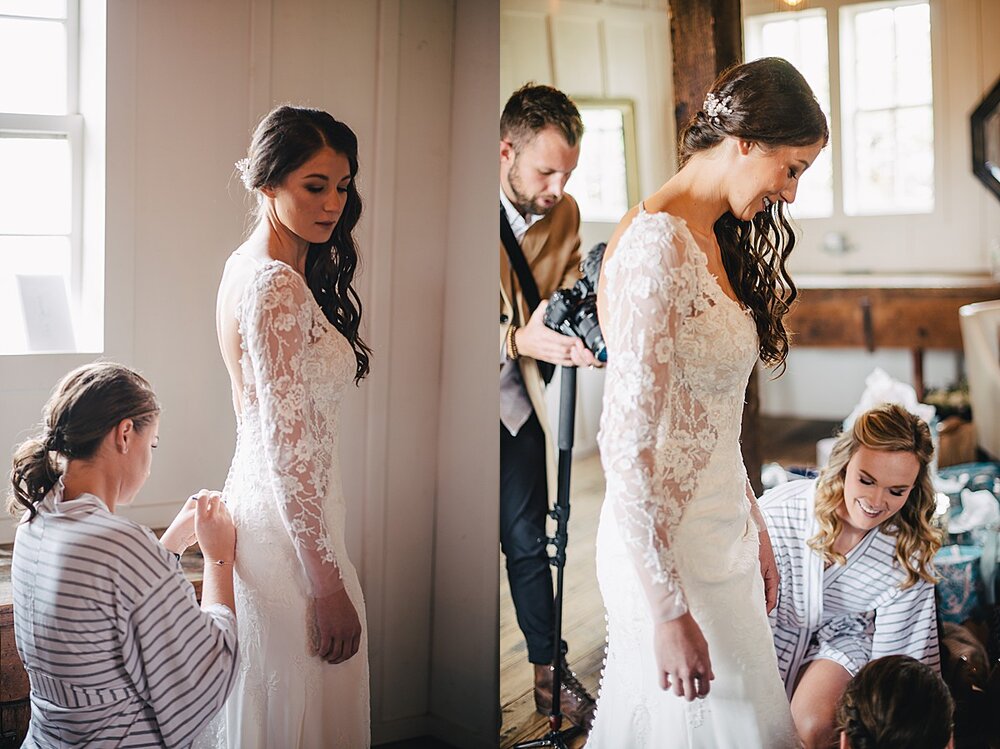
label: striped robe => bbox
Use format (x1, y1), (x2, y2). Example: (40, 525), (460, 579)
(11, 487), (239, 748)
(759, 479), (940, 698)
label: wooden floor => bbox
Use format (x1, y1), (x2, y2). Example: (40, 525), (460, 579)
(499, 416), (839, 748)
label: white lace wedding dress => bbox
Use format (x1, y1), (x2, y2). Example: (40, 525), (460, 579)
(589, 209), (799, 748)
(198, 260), (370, 748)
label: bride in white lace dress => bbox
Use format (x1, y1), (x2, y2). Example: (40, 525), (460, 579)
(588, 58), (827, 748)
(207, 106), (372, 748)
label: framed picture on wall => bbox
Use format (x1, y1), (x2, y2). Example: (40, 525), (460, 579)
(565, 99), (640, 223)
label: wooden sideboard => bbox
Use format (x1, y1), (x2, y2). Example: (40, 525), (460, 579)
(786, 273), (1000, 397)
(742, 273), (1000, 493)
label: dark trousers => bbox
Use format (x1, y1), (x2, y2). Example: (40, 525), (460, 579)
(500, 411), (565, 665)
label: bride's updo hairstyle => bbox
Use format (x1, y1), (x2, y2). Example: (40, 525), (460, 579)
(8, 362), (160, 521)
(238, 105), (372, 383)
(678, 57), (829, 372)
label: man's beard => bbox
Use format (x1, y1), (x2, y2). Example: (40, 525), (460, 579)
(507, 155), (559, 217)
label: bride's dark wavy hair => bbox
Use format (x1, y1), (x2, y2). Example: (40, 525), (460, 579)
(241, 105), (371, 383)
(679, 57), (828, 372)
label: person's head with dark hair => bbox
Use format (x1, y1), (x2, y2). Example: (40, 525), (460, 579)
(237, 104), (371, 383)
(836, 655), (954, 749)
(676, 56), (829, 372)
(9, 362), (160, 519)
(678, 56), (829, 169)
(500, 84), (584, 217)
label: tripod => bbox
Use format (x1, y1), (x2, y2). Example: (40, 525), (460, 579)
(515, 365), (581, 749)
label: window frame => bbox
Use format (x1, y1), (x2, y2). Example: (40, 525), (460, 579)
(0, 0), (85, 355)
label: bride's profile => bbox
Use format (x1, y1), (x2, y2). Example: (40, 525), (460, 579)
(205, 104), (373, 748)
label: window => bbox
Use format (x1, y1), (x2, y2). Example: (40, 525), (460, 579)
(0, 0), (84, 354)
(744, 0), (934, 220)
(565, 100), (640, 223)
(840, 1), (934, 215)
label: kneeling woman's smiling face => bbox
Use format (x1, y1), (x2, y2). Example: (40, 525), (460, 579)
(838, 446), (920, 535)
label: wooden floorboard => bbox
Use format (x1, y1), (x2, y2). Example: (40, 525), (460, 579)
(499, 416), (837, 748)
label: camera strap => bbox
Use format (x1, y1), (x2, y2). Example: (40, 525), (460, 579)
(500, 206), (554, 384)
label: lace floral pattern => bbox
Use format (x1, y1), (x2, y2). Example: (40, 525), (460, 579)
(194, 259), (370, 748)
(240, 262), (347, 597)
(597, 209), (756, 622)
(590, 210), (800, 747)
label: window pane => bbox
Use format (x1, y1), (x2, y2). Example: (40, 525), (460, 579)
(852, 110), (896, 213)
(0, 136), (72, 234)
(0, 17), (67, 114)
(896, 105), (934, 210)
(0, 235), (72, 354)
(854, 8), (895, 110)
(0, 0), (66, 19)
(895, 4), (932, 106)
(566, 107), (631, 223)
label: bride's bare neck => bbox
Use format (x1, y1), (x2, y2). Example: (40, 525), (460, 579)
(237, 214), (310, 276)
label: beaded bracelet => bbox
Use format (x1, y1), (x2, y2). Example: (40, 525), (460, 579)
(506, 324), (519, 360)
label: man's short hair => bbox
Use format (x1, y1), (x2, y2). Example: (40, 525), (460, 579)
(500, 84), (584, 150)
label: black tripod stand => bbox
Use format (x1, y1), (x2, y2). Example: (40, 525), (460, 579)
(515, 365), (581, 749)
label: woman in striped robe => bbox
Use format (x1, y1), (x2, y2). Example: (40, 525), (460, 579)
(759, 403), (942, 749)
(8, 362), (240, 748)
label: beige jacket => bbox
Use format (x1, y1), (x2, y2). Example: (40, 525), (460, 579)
(500, 193), (582, 498)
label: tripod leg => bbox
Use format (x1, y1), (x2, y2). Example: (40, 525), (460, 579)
(516, 366), (584, 749)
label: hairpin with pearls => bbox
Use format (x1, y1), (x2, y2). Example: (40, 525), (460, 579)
(235, 157), (253, 191)
(703, 92), (733, 125)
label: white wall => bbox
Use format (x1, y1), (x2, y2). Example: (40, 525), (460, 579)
(0, 0), (497, 743)
(500, 0), (674, 452)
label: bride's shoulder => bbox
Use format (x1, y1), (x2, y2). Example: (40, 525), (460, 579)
(607, 205), (694, 274)
(221, 253), (305, 327)
(226, 249), (300, 292)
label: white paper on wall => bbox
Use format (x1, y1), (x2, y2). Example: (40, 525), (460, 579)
(16, 274), (76, 352)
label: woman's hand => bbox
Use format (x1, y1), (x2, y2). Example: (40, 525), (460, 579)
(193, 490), (236, 564)
(159, 495), (198, 554)
(311, 588), (362, 665)
(752, 503), (780, 613)
(654, 612), (714, 700)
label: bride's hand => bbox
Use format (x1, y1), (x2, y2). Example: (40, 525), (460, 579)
(312, 588), (362, 665)
(751, 502), (780, 613)
(653, 612), (714, 701)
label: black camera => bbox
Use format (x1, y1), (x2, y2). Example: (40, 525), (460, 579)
(543, 243), (608, 363)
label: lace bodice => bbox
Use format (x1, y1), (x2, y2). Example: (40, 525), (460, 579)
(231, 260), (356, 598)
(597, 209), (759, 622)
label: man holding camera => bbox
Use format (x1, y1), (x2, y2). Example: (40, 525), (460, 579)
(499, 84), (599, 730)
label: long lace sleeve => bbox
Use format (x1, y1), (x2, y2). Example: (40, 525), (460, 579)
(243, 263), (344, 598)
(597, 216), (718, 623)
